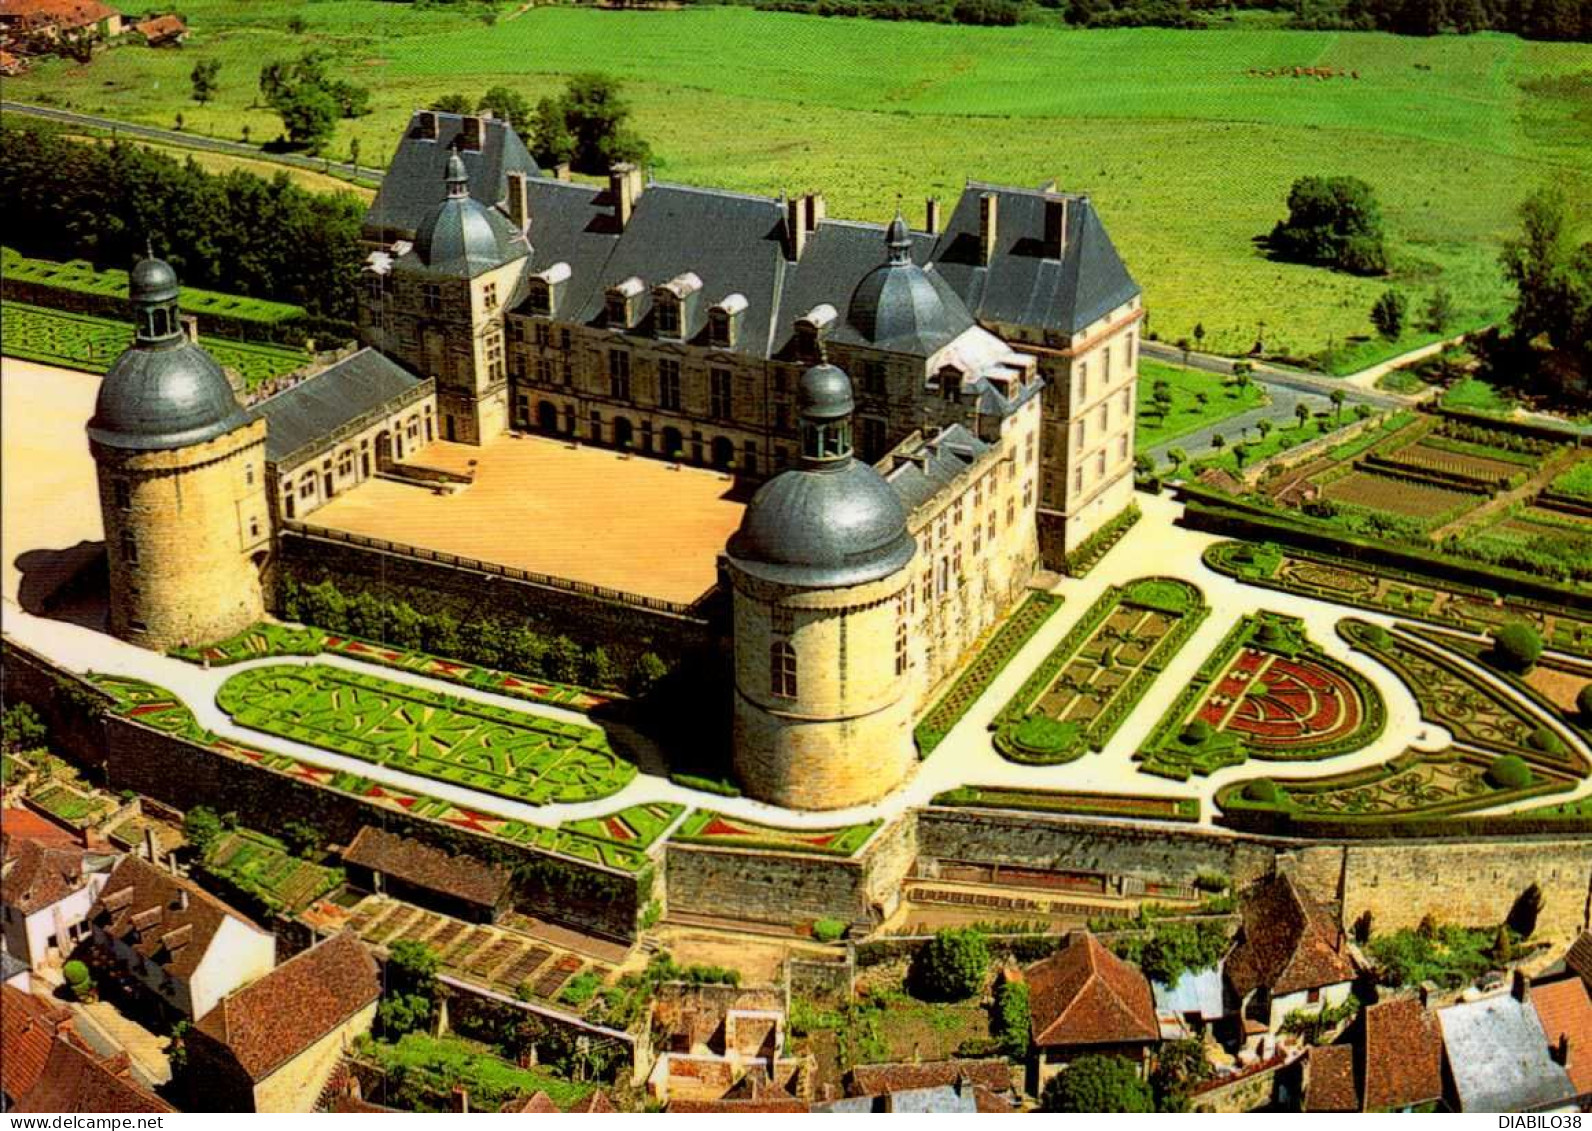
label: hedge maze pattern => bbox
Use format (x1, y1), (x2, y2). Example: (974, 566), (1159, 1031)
(991, 577), (1209, 765)
(216, 664), (633, 806)
(671, 811), (881, 857)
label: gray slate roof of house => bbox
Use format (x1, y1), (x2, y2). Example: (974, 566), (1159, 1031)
(1, 943), (27, 983)
(1153, 965), (1225, 1021)
(884, 1084), (979, 1113)
(883, 423), (990, 513)
(1438, 992), (1577, 1112)
(256, 348), (425, 465)
(365, 110), (541, 239)
(931, 183), (1140, 335)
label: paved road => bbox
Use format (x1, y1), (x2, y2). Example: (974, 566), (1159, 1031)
(1143, 382), (1337, 468)
(1, 100), (383, 186)
(1143, 340), (1408, 411)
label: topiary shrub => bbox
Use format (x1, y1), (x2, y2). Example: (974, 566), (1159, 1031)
(1486, 755), (1534, 790)
(63, 960), (94, 1001)
(1490, 621), (1543, 673)
(1181, 718), (1215, 745)
(812, 918), (846, 944)
(1256, 620), (1285, 646)
(1244, 778), (1283, 805)
(1527, 727), (1564, 754)
(1008, 715), (1078, 760)
(1580, 683), (1592, 722)
(1362, 623), (1391, 648)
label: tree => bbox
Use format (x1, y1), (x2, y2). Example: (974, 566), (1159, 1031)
(190, 59), (222, 105)
(1168, 447), (1188, 474)
(1491, 621), (1543, 672)
(628, 651), (669, 697)
(993, 979), (1030, 1059)
(1176, 336), (1192, 365)
(1424, 286), (1455, 333)
(1040, 1055), (1155, 1113)
(431, 92), (475, 115)
(1150, 1039), (1212, 1112)
(1330, 388), (1346, 421)
(1193, 322), (1206, 352)
(379, 941), (440, 1038)
(1210, 432), (1225, 451)
(349, 136), (361, 169)
(908, 928), (990, 1002)
(2, 702), (46, 754)
(63, 960), (95, 1002)
(271, 82), (338, 152)
(183, 806), (225, 855)
(1268, 175), (1388, 276)
(532, 73), (650, 174)
(1295, 402), (1311, 428)
(1134, 453), (1155, 477)
(173, 112), (185, 132)
(1500, 186), (1592, 400)
(479, 85), (533, 136)
(281, 819), (324, 859)
(261, 51), (370, 151)
(1578, 683), (1592, 721)
(1234, 442), (1250, 469)
(1370, 290), (1407, 340)
(1256, 418), (1274, 440)
(1507, 882), (1544, 939)
(1352, 909), (1374, 945)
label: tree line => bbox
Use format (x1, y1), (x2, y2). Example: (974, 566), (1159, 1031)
(0, 122), (365, 324)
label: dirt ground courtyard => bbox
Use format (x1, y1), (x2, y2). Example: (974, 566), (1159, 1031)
(310, 434), (747, 606)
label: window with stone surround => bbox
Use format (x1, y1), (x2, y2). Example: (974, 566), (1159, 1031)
(535, 323), (551, 347)
(483, 281), (498, 310)
(113, 480), (130, 509)
(422, 283), (442, 314)
(861, 360), (886, 396)
(770, 641), (798, 699)
(121, 531), (138, 565)
(655, 296), (680, 338)
(486, 333), (505, 383)
(659, 358), (682, 411)
(609, 350), (632, 401)
(710, 368), (733, 420)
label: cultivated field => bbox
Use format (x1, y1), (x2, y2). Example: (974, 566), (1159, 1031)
(1319, 469), (1477, 518)
(10, 5), (1591, 366)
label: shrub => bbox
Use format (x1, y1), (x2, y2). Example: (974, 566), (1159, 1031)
(183, 806), (225, 854)
(1011, 714), (1076, 757)
(993, 980), (1030, 1059)
(1181, 718), (1214, 745)
(1040, 1054), (1155, 1113)
(1244, 778), (1283, 804)
(1507, 882), (1544, 939)
(1491, 622), (1543, 672)
(812, 918), (846, 944)
(1527, 726), (1564, 754)
(909, 928), (990, 1002)
(1, 702), (46, 754)
(1362, 623), (1392, 648)
(1371, 290), (1407, 340)
(1580, 684), (1592, 720)
(1486, 755), (1534, 790)
(63, 960), (92, 999)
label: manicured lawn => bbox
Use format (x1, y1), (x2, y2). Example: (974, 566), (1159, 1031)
(10, 8), (1589, 369)
(672, 810), (880, 857)
(1441, 376), (1515, 416)
(215, 664), (634, 806)
(1, 301), (306, 386)
(1136, 359), (1264, 450)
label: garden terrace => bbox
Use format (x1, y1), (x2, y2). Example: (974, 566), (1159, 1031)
(200, 828), (343, 915)
(355, 1033), (597, 1112)
(990, 577), (1208, 765)
(1137, 612), (1385, 780)
(1401, 625), (1592, 739)
(171, 621), (611, 712)
(25, 781), (114, 829)
(214, 664), (634, 807)
(670, 811), (881, 857)
(0, 301), (307, 386)
(1202, 541), (1592, 660)
(931, 785), (1199, 823)
(914, 593), (1063, 756)
(84, 674), (661, 873)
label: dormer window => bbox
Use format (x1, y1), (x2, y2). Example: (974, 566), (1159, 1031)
(794, 303), (837, 363)
(655, 297), (679, 338)
(606, 276), (645, 330)
(528, 262), (570, 318)
(651, 272), (702, 341)
(709, 293), (748, 350)
(938, 366), (964, 401)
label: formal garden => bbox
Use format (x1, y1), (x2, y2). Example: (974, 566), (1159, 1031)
(1202, 540), (1592, 660)
(214, 664), (633, 807)
(914, 593), (1063, 756)
(990, 577), (1208, 765)
(931, 785), (1200, 823)
(1136, 612), (1385, 780)
(0, 300), (307, 385)
(670, 810), (881, 858)
(171, 620), (611, 712)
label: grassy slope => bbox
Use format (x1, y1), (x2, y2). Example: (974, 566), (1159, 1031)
(1137, 358), (1266, 448)
(9, 6), (1590, 365)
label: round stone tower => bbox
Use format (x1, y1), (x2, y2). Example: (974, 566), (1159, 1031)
(724, 364), (919, 810)
(88, 255), (271, 650)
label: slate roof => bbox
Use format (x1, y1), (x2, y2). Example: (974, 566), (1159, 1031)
(1304, 1044), (1358, 1112)
(91, 854), (262, 981)
(1438, 989), (1578, 1112)
(9, 1036), (175, 1113)
(1025, 932), (1159, 1048)
(882, 423), (991, 513)
(255, 348), (426, 465)
(1, 837), (92, 916)
(90, 333), (252, 453)
(931, 183), (1140, 335)
(365, 110), (540, 241)
(1, 984), (71, 1103)
(847, 1058), (1012, 1097)
(1, 945), (27, 985)
(1362, 998), (1443, 1112)
(1531, 978), (1592, 1097)
(194, 931), (380, 1083)
(342, 826), (510, 909)
(1225, 874), (1354, 999)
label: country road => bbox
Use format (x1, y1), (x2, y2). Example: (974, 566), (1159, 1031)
(1, 99), (383, 186)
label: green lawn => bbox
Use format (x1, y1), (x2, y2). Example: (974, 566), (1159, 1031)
(1441, 376), (1516, 415)
(1137, 359), (1265, 450)
(9, 8), (1590, 369)
(1, 300), (306, 386)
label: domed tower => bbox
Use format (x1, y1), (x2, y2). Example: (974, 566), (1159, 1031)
(724, 364), (919, 810)
(845, 213), (973, 355)
(88, 256), (271, 649)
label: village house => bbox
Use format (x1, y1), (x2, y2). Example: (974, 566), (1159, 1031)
(341, 825), (511, 924)
(1023, 931), (1160, 1089)
(2, 985), (172, 1112)
(1224, 873), (1356, 1040)
(87, 854), (274, 1021)
(0, 835), (117, 971)
(0, 0), (121, 44)
(129, 12), (183, 44)
(1437, 973), (1579, 1113)
(1301, 997), (1443, 1113)
(645, 982), (812, 1106)
(1528, 975), (1592, 1106)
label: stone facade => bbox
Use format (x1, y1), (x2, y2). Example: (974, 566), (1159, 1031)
(93, 417), (270, 650)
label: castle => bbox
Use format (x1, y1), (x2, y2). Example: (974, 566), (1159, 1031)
(89, 109), (1142, 810)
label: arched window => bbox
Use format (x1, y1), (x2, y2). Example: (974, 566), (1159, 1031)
(770, 641), (797, 699)
(895, 618), (908, 676)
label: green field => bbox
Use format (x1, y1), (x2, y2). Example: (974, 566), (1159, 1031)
(1, 301), (307, 385)
(9, 6), (1590, 368)
(1137, 359), (1266, 449)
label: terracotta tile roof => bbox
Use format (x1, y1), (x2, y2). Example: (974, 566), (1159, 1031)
(1, 985), (73, 1102)
(1304, 1045), (1358, 1112)
(131, 12), (181, 36)
(1362, 998), (1443, 1111)
(1566, 932), (1592, 986)
(10, 1035), (174, 1113)
(848, 1059), (1012, 1097)
(1025, 932), (1158, 1048)
(0, 0), (119, 29)
(343, 826), (510, 909)
(973, 1084), (1018, 1113)
(1532, 978), (1592, 1096)
(328, 1094), (399, 1113)
(2, 808), (83, 850)
(1, 837), (93, 916)
(501, 1091), (560, 1113)
(1225, 874), (1354, 998)
(568, 1090), (616, 1112)
(667, 1097), (809, 1112)
(91, 854), (261, 981)
(194, 931), (379, 1081)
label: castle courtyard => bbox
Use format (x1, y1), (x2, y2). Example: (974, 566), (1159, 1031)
(307, 434), (748, 608)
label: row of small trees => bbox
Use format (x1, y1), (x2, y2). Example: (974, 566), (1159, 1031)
(428, 74), (650, 174)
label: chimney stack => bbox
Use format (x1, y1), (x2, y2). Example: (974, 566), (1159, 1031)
(143, 825), (159, 866)
(417, 110), (438, 141)
(461, 115), (484, 152)
(786, 197), (807, 262)
(610, 163), (639, 229)
(177, 888), (189, 911)
(553, 162), (571, 182)
(804, 192), (826, 233)
(1044, 196), (1069, 261)
(1554, 1034), (1572, 1067)
(1512, 969), (1531, 1002)
(925, 196), (941, 235)
(506, 171), (530, 235)
(181, 314), (200, 345)
(978, 192), (998, 266)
